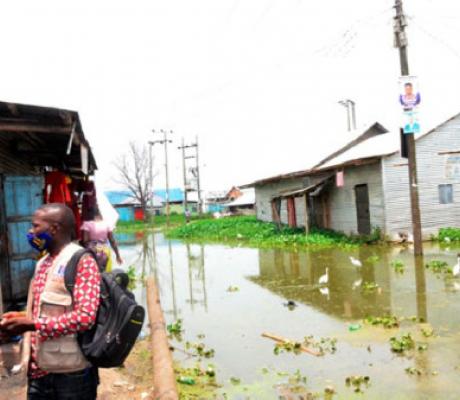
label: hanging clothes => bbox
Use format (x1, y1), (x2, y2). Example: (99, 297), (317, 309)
(81, 180), (97, 221)
(44, 171), (72, 204)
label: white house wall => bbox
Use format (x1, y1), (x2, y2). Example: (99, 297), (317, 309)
(327, 162), (384, 235)
(255, 165), (385, 235)
(382, 114), (460, 240)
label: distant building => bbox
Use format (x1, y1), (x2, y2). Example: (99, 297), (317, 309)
(223, 188), (255, 215)
(105, 191), (162, 221)
(245, 115), (460, 241)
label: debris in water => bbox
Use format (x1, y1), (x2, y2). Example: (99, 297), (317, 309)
(283, 300), (297, 310)
(177, 376), (196, 385)
(229, 376), (241, 385)
(348, 323), (362, 332)
(226, 286), (239, 292)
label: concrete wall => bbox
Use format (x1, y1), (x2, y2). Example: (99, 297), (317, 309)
(383, 113), (460, 240)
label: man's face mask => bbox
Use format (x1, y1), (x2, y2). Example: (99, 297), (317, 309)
(27, 231), (53, 252)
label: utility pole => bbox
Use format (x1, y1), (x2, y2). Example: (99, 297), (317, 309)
(338, 99), (357, 131)
(195, 135), (203, 215)
(178, 136), (203, 216)
(394, 0), (423, 256)
(148, 143), (154, 221)
(178, 137), (189, 221)
(150, 129), (173, 226)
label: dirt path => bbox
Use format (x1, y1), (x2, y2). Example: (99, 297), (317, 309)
(98, 368), (154, 400)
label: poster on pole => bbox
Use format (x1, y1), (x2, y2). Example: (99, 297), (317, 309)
(399, 76), (421, 134)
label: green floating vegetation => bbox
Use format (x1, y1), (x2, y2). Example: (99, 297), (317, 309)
(391, 260), (405, 273)
(185, 341), (216, 359)
(125, 265), (138, 290)
(226, 285), (239, 292)
(439, 227), (460, 242)
(167, 216), (379, 249)
(364, 315), (400, 329)
(273, 336), (337, 356)
(390, 333), (428, 354)
(425, 260), (451, 274)
(361, 282), (379, 293)
(167, 319), (184, 341)
(345, 375), (370, 393)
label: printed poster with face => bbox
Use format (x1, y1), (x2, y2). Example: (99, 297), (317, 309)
(399, 76), (421, 134)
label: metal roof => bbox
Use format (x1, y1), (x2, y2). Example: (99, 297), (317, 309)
(223, 188), (255, 207)
(0, 101), (97, 175)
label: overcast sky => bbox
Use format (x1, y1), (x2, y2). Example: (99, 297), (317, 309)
(1, 0), (460, 192)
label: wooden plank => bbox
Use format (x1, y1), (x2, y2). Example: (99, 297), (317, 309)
(0, 123), (71, 134)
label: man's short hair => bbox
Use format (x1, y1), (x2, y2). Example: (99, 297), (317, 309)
(404, 82), (413, 87)
(37, 203), (76, 236)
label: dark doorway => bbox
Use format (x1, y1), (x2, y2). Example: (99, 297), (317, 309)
(355, 184), (371, 235)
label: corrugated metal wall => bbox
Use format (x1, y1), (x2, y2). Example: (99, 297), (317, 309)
(0, 137), (38, 174)
(116, 206), (135, 222)
(383, 114), (460, 240)
(4, 175), (43, 299)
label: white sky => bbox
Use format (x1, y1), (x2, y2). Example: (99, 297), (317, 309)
(1, 0), (460, 192)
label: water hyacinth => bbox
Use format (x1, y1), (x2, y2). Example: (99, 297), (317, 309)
(167, 216), (377, 249)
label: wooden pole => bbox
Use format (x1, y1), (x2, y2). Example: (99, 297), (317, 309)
(146, 277), (179, 400)
(303, 194), (309, 235)
(394, 0), (423, 256)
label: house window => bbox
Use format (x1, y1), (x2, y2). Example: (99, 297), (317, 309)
(439, 184), (453, 204)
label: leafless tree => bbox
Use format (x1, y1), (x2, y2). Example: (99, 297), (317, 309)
(113, 142), (156, 221)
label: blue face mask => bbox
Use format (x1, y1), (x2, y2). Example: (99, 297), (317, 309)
(27, 232), (53, 252)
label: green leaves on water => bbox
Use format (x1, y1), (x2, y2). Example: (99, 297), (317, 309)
(185, 341), (215, 359)
(273, 341), (302, 355)
(167, 319), (183, 341)
(425, 260), (451, 274)
(390, 333), (415, 353)
(389, 333), (428, 354)
(391, 260), (405, 273)
(364, 315), (399, 329)
(361, 282), (379, 293)
(345, 375), (370, 393)
(226, 285), (239, 292)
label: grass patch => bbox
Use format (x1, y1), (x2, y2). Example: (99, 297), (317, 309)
(116, 214), (212, 232)
(167, 216), (378, 249)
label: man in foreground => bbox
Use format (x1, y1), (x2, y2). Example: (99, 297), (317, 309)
(0, 203), (101, 400)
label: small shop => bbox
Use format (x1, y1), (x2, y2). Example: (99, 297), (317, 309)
(0, 101), (98, 308)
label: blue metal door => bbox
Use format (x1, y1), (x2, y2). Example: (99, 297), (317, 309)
(3, 175), (43, 300)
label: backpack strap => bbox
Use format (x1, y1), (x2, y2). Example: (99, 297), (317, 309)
(64, 248), (98, 298)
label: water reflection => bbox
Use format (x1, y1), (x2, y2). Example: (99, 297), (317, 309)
(251, 247), (395, 320)
(119, 235), (460, 398)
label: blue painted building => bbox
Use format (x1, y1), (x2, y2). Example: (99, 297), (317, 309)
(0, 101), (97, 304)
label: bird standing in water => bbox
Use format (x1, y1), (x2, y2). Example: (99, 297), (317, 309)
(452, 254), (460, 277)
(350, 256), (362, 267)
(319, 268), (329, 285)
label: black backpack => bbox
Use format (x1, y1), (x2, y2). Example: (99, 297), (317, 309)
(64, 249), (145, 368)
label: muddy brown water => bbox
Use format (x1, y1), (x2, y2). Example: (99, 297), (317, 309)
(117, 232), (460, 399)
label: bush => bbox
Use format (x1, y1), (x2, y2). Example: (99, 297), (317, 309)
(439, 227), (460, 242)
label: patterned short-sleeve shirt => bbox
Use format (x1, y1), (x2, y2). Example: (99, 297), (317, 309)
(29, 252), (100, 379)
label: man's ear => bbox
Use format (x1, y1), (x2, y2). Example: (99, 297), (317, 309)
(49, 222), (60, 236)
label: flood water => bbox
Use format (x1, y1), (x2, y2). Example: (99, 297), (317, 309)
(117, 232), (460, 399)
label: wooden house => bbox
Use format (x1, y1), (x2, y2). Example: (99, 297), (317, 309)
(247, 114), (460, 241)
(0, 101), (97, 304)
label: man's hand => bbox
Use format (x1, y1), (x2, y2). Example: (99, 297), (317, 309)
(0, 317), (35, 335)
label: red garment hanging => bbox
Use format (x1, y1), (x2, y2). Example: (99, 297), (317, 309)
(44, 171), (72, 204)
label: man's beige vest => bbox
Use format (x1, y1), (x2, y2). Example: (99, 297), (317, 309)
(34, 242), (91, 373)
